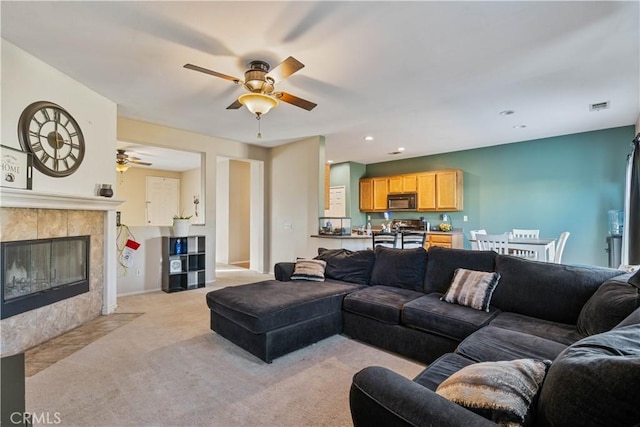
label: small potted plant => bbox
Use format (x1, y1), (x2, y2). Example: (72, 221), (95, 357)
(172, 213), (193, 237)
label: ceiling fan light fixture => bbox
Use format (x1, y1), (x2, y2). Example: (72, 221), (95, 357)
(239, 93), (278, 116)
(116, 163), (131, 173)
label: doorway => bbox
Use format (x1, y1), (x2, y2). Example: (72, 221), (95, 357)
(216, 157), (265, 272)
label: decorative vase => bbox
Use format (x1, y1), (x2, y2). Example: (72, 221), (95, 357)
(99, 184), (113, 198)
(172, 219), (190, 237)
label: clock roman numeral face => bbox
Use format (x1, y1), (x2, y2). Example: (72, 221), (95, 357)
(18, 101), (85, 177)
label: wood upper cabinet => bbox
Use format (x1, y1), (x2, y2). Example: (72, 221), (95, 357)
(435, 170), (463, 211)
(388, 174), (417, 194)
(372, 177), (389, 211)
(359, 177), (389, 212)
(359, 178), (374, 212)
(360, 169), (462, 212)
(417, 172), (436, 210)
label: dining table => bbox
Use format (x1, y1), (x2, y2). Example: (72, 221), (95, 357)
(470, 237), (557, 262)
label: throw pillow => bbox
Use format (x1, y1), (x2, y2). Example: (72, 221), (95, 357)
(369, 246), (428, 292)
(441, 268), (500, 312)
(436, 358), (551, 426)
(290, 258), (326, 282)
(314, 248), (376, 285)
(577, 273), (639, 336)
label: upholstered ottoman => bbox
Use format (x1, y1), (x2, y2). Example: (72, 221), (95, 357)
(206, 279), (362, 362)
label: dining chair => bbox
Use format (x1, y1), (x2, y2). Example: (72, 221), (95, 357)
(511, 228), (540, 258)
(475, 233), (510, 255)
(372, 232), (398, 249)
(401, 232), (426, 249)
(469, 229), (487, 250)
(512, 229), (540, 238)
(553, 232), (570, 264)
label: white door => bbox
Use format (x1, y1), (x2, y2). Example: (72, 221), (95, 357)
(146, 176), (179, 226)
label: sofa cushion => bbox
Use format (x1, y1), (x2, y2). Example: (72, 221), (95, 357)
(425, 247), (497, 294)
(456, 325), (567, 362)
(413, 353), (476, 391)
(441, 268), (500, 312)
(290, 258), (326, 281)
(616, 306), (640, 328)
(577, 273), (639, 336)
(343, 286), (424, 325)
(492, 255), (623, 324)
(403, 294), (500, 341)
(536, 325), (640, 427)
(206, 279), (360, 334)
(315, 248), (376, 285)
(436, 359), (551, 426)
(369, 246), (427, 292)
(490, 312), (583, 346)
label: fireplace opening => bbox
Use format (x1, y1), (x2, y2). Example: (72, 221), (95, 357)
(1, 235), (90, 319)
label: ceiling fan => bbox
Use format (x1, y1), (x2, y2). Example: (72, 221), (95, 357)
(183, 56), (317, 118)
(116, 149), (152, 173)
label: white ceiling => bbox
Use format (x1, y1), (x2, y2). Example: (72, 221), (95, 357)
(2, 1), (639, 167)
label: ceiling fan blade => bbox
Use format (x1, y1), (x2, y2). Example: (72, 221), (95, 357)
(131, 160), (152, 166)
(267, 56), (304, 82)
(226, 99), (243, 110)
(275, 92), (317, 111)
(184, 64), (242, 84)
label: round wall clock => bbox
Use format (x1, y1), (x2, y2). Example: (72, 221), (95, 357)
(17, 101), (85, 177)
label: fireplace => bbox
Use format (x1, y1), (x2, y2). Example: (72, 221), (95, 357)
(1, 235), (90, 319)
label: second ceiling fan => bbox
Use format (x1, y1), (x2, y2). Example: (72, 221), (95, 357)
(184, 56), (317, 118)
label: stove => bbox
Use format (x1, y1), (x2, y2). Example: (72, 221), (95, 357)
(391, 219), (426, 231)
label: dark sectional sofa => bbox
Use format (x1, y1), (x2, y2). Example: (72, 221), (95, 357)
(206, 246), (640, 426)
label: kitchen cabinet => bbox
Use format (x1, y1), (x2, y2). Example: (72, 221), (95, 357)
(372, 177), (389, 211)
(388, 174), (417, 194)
(359, 178), (373, 211)
(435, 169), (463, 211)
(425, 232), (463, 249)
(360, 169), (463, 212)
(360, 177), (390, 212)
(162, 236), (206, 293)
(417, 173), (436, 210)
(417, 170), (463, 211)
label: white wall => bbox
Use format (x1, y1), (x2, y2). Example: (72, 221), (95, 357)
(229, 160), (250, 264)
(181, 168), (203, 224)
(215, 158), (230, 264)
(270, 136), (325, 264)
(117, 118), (270, 294)
(1, 40), (116, 194)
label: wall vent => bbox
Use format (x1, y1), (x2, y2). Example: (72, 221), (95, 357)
(589, 101), (610, 112)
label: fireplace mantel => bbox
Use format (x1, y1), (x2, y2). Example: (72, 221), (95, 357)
(0, 188), (123, 210)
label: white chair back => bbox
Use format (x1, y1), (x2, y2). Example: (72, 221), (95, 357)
(512, 228), (540, 239)
(553, 232), (570, 263)
(401, 232), (426, 249)
(469, 229), (487, 250)
(511, 229), (540, 258)
(475, 233), (510, 255)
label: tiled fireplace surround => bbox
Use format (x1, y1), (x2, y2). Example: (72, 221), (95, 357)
(0, 189), (120, 356)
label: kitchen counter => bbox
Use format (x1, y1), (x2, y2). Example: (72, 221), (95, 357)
(311, 229), (463, 251)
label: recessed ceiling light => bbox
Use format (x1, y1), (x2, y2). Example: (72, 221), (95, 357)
(364, 136), (374, 141)
(327, 160), (334, 164)
(499, 110), (515, 116)
(513, 124), (527, 129)
(397, 147), (405, 151)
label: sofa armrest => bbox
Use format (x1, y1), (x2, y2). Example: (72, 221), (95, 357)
(350, 366), (495, 427)
(274, 262), (295, 281)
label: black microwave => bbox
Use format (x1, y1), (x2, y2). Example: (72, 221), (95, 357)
(387, 193), (417, 210)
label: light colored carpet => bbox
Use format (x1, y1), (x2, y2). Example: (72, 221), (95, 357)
(26, 268), (424, 426)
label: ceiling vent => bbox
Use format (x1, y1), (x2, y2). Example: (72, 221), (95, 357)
(589, 101), (610, 112)
(388, 151), (403, 156)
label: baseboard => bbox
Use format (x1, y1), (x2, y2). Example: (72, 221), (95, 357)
(117, 288), (161, 298)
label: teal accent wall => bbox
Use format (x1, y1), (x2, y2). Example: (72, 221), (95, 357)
(365, 126), (635, 267)
(329, 161), (367, 226)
